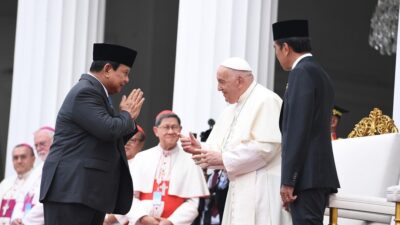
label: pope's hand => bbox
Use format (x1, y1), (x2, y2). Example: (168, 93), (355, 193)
(180, 133), (202, 155)
(192, 149), (224, 169)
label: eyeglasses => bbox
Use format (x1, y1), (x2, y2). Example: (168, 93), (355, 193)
(158, 125), (181, 132)
(35, 141), (50, 148)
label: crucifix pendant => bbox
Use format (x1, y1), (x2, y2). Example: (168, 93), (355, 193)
(1, 203), (8, 216)
(0, 199), (16, 218)
(159, 182), (168, 196)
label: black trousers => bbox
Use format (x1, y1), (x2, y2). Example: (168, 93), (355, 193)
(289, 188), (330, 225)
(44, 201), (105, 225)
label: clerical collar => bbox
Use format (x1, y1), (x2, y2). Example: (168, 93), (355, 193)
(291, 53), (312, 70)
(237, 80), (257, 104)
(87, 72), (109, 97)
(158, 144), (179, 156)
(17, 169), (32, 180)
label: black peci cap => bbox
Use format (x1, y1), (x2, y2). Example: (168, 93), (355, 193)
(93, 43), (137, 67)
(272, 20), (309, 41)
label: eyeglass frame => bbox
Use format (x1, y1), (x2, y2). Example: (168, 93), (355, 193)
(157, 125), (182, 132)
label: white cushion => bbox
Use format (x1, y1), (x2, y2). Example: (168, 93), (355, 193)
(387, 185), (400, 202)
(326, 134), (400, 224)
(330, 194), (395, 214)
(332, 133), (400, 197)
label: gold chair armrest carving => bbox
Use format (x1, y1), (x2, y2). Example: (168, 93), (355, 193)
(348, 108), (398, 138)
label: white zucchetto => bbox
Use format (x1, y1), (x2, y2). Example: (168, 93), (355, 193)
(220, 57), (252, 71)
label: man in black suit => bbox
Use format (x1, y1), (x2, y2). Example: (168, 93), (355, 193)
(272, 20), (340, 225)
(40, 43), (145, 225)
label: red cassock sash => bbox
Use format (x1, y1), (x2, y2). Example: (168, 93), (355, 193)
(139, 180), (186, 218)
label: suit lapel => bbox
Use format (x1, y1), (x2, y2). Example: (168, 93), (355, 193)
(80, 74), (115, 116)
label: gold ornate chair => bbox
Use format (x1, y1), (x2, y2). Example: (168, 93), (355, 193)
(347, 108), (398, 138)
(327, 108), (400, 225)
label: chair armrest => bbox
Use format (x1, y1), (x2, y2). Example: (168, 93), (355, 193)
(329, 193), (395, 214)
(326, 193), (395, 224)
(387, 185), (400, 202)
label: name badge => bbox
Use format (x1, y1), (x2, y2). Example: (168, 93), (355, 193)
(153, 191), (163, 204)
(151, 191), (164, 217)
(24, 203), (32, 214)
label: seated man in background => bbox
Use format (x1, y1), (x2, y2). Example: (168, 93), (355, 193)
(103, 125), (146, 225)
(11, 126), (55, 225)
(331, 105), (349, 140)
(126, 110), (209, 225)
(0, 144), (35, 224)
(124, 125), (146, 164)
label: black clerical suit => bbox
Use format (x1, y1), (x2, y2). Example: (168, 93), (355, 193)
(280, 56), (340, 225)
(40, 74), (135, 224)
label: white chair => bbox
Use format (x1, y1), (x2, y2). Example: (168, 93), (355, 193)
(326, 133), (400, 225)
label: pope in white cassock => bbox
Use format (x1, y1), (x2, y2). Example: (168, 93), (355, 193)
(181, 57), (292, 225)
(126, 110), (209, 225)
(0, 144), (35, 225)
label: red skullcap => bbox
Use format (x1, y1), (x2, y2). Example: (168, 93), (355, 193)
(136, 125), (145, 137)
(156, 110), (175, 120)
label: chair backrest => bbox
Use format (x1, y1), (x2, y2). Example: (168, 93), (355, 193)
(332, 133), (400, 197)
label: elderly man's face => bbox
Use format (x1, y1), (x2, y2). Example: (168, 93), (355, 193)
(12, 146), (35, 175)
(217, 66), (241, 104)
(125, 132), (145, 160)
(154, 117), (182, 151)
(34, 130), (53, 161)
